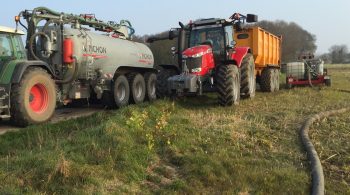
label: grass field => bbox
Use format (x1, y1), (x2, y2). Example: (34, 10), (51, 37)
(0, 66), (349, 194)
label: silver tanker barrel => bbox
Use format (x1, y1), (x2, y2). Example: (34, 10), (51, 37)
(64, 28), (154, 80)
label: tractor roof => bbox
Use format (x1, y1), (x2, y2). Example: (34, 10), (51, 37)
(0, 26), (25, 35)
(192, 18), (229, 27)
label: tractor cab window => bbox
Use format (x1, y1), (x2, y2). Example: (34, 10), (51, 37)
(13, 35), (26, 59)
(189, 27), (225, 55)
(0, 34), (13, 57)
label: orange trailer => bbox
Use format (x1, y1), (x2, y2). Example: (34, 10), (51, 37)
(235, 27), (282, 76)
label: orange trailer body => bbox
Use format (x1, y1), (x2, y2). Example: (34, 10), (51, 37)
(235, 27), (282, 76)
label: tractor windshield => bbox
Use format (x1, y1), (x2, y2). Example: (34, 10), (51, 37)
(0, 34), (26, 62)
(189, 27), (225, 55)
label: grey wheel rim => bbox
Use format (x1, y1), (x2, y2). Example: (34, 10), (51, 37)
(135, 81), (143, 99)
(117, 83), (126, 101)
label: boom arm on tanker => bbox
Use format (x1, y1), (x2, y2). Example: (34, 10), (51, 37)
(148, 13), (259, 106)
(0, 7), (157, 126)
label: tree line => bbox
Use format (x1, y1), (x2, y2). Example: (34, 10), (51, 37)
(133, 20), (349, 65)
(320, 45), (350, 64)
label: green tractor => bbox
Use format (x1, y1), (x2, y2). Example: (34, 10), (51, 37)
(0, 26), (56, 126)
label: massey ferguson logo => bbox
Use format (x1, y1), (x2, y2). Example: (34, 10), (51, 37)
(84, 45), (107, 54)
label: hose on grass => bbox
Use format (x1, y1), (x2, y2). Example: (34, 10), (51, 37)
(334, 88), (350, 93)
(300, 108), (350, 195)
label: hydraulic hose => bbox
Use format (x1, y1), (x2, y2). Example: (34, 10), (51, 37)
(300, 108), (350, 195)
(29, 32), (51, 61)
(55, 59), (79, 84)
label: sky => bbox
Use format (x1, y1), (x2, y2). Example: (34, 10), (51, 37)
(1, 0), (349, 54)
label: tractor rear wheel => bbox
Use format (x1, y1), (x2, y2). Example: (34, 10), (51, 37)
(128, 73), (146, 104)
(144, 72), (157, 102)
(114, 75), (130, 108)
(240, 53), (256, 98)
(156, 67), (177, 98)
(260, 68), (275, 92)
(10, 67), (56, 127)
(217, 64), (240, 106)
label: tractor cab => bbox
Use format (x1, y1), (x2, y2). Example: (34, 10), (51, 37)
(182, 18), (236, 76)
(0, 26), (26, 64)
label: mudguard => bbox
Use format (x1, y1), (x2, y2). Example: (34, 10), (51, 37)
(231, 47), (250, 68)
(11, 60), (55, 83)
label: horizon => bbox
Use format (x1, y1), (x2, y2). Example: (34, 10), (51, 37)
(1, 0), (349, 54)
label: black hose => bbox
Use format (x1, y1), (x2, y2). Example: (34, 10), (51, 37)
(300, 108), (350, 195)
(55, 60), (79, 84)
(29, 32), (51, 61)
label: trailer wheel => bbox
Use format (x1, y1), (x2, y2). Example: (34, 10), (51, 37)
(260, 68), (275, 92)
(10, 67), (56, 127)
(325, 77), (331, 87)
(156, 67), (177, 98)
(240, 53), (256, 99)
(217, 64), (240, 106)
(144, 72), (157, 102)
(114, 75), (130, 108)
(128, 73), (146, 104)
(274, 69), (280, 91)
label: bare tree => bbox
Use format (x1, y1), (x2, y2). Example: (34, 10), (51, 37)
(328, 44), (349, 64)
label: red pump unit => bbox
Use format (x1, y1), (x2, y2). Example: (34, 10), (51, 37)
(63, 38), (74, 64)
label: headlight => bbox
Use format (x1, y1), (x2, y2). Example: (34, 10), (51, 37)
(192, 68), (202, 73)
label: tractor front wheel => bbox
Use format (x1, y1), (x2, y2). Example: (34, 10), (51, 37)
(217, 64), (240, 106)
(156, 67), (177, 98)
(10, 67), (56, 127)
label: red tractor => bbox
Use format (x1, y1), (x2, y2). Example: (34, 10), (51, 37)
(148, 13), (258, 106)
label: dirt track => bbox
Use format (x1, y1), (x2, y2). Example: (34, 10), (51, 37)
(0, 106), (104, 135)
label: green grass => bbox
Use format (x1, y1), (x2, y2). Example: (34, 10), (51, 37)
(0, 67), (350, 194)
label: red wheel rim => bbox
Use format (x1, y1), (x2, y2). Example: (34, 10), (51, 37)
(29, 84), (49, 113)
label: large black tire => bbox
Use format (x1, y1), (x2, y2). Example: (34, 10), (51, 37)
(260, 68), (275, 92)
(240, 53), (256, 98)
(114, 75), (130, 108)
(144, 72), (157, 102)
(10, 67), (56, 127)
(325, 77), (331, 87)
(274, 69), (280, 91)
(156, 67), (177, 98)
(128, 73), (146, 104)
(216, 65), (240, 106)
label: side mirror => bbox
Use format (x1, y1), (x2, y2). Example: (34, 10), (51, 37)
(246, 14), (258, 23)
